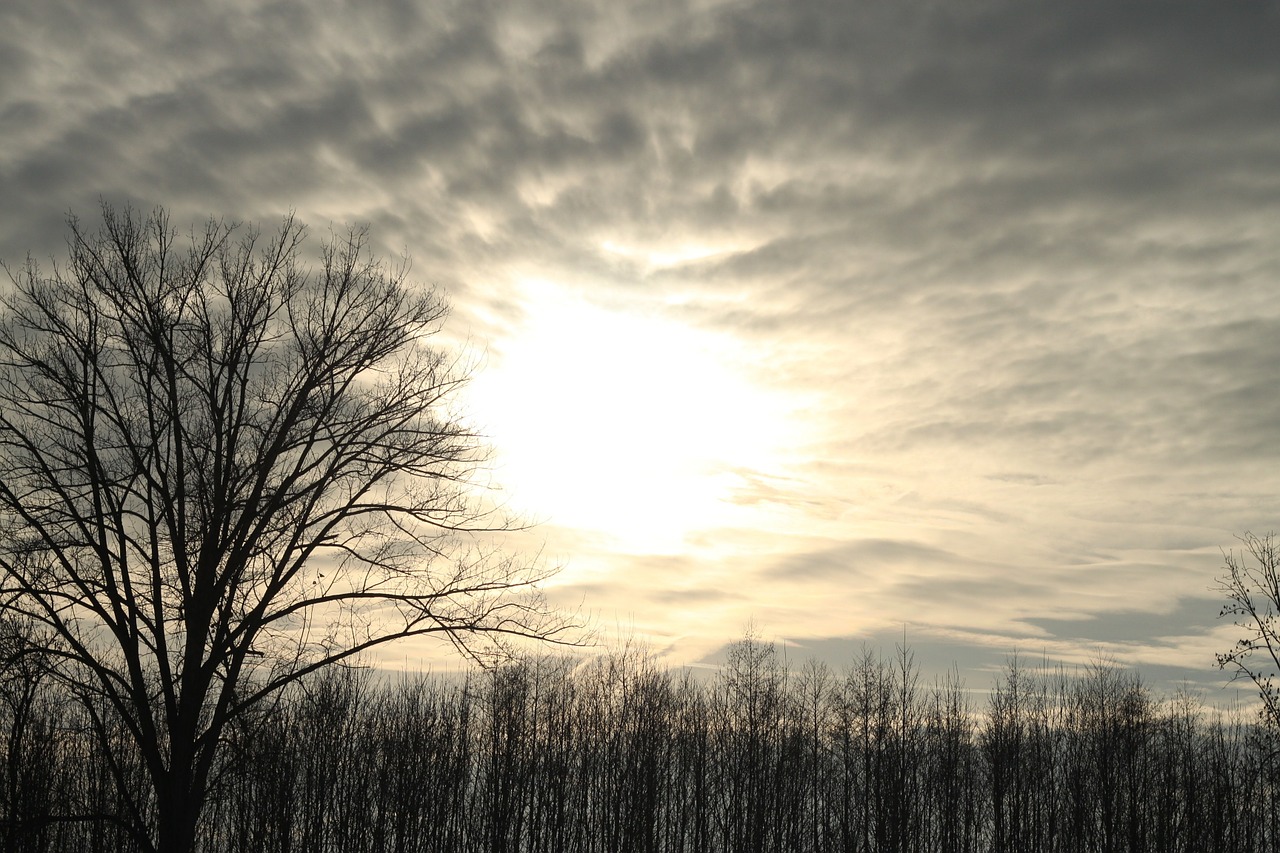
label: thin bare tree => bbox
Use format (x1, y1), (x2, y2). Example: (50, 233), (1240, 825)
(1216, 532), (1280, 731)
(0, 205), (572, 853)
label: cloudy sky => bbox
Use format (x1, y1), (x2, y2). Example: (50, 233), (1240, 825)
(3, 0), (1279, 696)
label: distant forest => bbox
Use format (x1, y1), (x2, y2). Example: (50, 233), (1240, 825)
(2, 634), (1276, 853)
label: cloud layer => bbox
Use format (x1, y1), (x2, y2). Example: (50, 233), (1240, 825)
(3, 0), (1279, 695)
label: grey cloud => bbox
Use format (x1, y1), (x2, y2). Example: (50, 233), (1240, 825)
(2, 0), (1277, 691)
(879, 311), (1280, 469)
(891, 573), (1053, 615)
(765, 538), (962, 583)
(17, 0), (1263, 309)
(986, 472), (1058, 486)
(1027, 596), (1222, 646)
(647, 587), (745, 606)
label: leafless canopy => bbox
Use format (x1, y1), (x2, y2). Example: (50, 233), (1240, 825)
(1217, 531), (1280, 730)
(0, 204), (571, 852)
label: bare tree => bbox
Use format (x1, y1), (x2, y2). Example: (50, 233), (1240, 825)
(1216, 532), (1280, 731)
(0, 205), (571, 853)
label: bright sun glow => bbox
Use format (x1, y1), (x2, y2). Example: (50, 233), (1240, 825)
(465, 279), (793, 553)
(600, 238), (757, 269)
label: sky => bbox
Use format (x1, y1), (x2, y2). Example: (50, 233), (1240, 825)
(2, 0), (1279, 699)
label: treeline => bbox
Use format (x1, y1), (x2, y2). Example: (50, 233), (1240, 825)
(2, 637), (1277, 853)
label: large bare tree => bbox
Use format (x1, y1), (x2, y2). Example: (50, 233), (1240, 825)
(0, 205), (569, 853)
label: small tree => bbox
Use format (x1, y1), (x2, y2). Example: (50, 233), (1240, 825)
(1216, 532), (1280, 730)
(0, 205), (571, 853)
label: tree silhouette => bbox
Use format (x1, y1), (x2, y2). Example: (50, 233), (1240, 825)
(1217, 531), (1280, 731)
(0, 205), (570, 853)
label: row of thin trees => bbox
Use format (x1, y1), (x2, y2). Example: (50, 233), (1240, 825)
(2, 634), (1276, 853)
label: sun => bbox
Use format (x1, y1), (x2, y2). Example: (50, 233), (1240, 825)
(464, 279), (793, 553)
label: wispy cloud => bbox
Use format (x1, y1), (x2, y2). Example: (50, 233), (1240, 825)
(2, 0), (1277, 693)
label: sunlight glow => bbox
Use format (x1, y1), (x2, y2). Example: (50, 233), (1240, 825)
(466, 279), (794, 553)
(600, 239), (746, 269)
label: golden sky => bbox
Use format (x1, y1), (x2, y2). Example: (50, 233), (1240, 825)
(3, 0), (1279, 695)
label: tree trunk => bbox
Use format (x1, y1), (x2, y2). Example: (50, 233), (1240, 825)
(157, 782), (201, 853)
